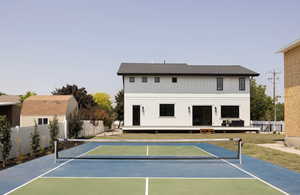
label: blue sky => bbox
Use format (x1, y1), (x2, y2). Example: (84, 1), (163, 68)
(1, 0), (299, 100)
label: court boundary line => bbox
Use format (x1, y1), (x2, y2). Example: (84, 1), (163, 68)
(145, 177), (149, 195)
(41, 176), (256, 180)
(3, 145), (101, 195)
(193, 145), (289, 195)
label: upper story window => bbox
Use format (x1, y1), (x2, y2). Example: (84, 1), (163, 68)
(129, 77), (135, 83)
(142, 77), (148, 83)
(239, 78), (246, 91)
(160, 104), (175, 117)
(154, 77), (160, 83)
(217, 78), (223, 91)
(38, 118), (48, 125)
(172, 77), (177, 83)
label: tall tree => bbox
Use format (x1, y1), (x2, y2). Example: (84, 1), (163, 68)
(250, 79), (273, 120)
(114, 90), (124, 127)
(0, 116), (12, 167)
(93, 93), (113, 111)
(49, 116), (59, 151)
(20, 91), (37, 103)
(52, 84), (95, 110)
(276, 103), (284, 121)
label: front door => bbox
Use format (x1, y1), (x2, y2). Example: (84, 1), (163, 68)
(132, 105), (140, 126)
(192, 106), (212, 126)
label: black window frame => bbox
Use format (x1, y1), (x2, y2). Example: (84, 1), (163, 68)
(159, 104), (175, 117)
(43, 118), (48, 125)
(239, 77), (246, 91)
(217, 77), (223, 91)
(142, 76), (148, 83)
(172, 77), (177, 83)
(221, 106), (239, 118)
(38, 118), (43, 125)
(129, 77), (135, 83)
(154, 77), (160, 83)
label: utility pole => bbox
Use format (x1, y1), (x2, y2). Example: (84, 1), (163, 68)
(268, 70), (280, 132)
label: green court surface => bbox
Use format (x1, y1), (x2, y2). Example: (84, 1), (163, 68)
(10, 178), (283, 195)
(87, 145), (210, 156)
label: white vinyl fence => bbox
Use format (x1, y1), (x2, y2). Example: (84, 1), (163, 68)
(80, 120), (105, 137)
(0, 120), (104, 161)
(251, 121), (284, 132)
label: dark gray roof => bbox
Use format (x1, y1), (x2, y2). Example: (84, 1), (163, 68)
(117, 63), (259, 76)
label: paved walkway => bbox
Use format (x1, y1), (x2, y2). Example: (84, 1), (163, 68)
(258, 142), (300, 156)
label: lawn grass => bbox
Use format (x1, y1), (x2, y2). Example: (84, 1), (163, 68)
(95, 133), (300, 173)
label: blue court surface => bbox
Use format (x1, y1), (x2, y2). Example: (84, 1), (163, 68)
(0, 142), (300, 194)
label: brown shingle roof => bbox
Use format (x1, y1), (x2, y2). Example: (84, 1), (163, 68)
(0, 95), (20, 105)
(21, 95), (75, 116)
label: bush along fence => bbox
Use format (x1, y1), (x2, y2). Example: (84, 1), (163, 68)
(0, 120), (105, 162)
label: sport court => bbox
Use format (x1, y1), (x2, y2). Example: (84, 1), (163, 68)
(5, 138), (288, 195)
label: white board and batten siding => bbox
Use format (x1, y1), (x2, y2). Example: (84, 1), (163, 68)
(124, 75), (251, 127)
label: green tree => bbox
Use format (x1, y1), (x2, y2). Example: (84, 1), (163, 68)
(0, 116), (12, 167)
(31, 122), (40, 156)
(93, 93), (113, 111)
(52, 84), (96, 110)
(276, 103), (284, 121)
(20, 91), (37, 103)
(250, 79), (273, 120)
(114, 90), (124, 128)
(49, 116), (59, 151)
(0, 92), (6, 96)
(68, 113), (83, 138)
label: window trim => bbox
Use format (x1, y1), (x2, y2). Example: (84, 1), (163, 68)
(159, 104), (175, 117)
(239, 77), (246, 91)
(37, 118), (49, 125)
(217, 77), (223, 91)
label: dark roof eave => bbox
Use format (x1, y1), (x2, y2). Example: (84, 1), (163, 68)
(117, 72), (259, 76)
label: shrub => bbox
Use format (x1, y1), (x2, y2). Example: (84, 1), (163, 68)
(0, 116), (12, 167)
(49, 116), (59, 151)
(31, 122), (40, 156)
(68, 113), (83, 138)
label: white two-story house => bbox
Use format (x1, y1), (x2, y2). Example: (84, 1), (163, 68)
(117, 63), (259, 132)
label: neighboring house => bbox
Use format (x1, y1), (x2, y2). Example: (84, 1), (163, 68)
(0, 95), (21, 127)
(117, 63), (259, 132)
(20, 95), (78, 137)
(278, 39), (300, 148)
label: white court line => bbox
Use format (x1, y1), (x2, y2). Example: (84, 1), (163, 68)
(145, 177), (149, 195)
(41, 176), (256, 180)
(4, 145), (101, 195)
(193, 146), (289, 195)
(146, 145), (149, 156)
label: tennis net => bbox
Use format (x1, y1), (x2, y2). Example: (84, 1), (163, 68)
(54, 138), (243, 164)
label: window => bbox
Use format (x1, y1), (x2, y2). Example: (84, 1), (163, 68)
(239, 78), (246, 91)
(142, 77), (148, 83)
(38, 118), (43, 125)
(43, 118), (48, 125)
(172, 77), (177, 83)
(221, 106), (239, 118)
(217, 78), (223, 91)
(38, 118), (48, 125)
(160, 104), (175, 117)
(154, 77), (160, 83)
(129, 77), (135, 83)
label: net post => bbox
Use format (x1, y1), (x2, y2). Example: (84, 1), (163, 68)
(238, 139), (242, 164)
(54, 140), (58, 163)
